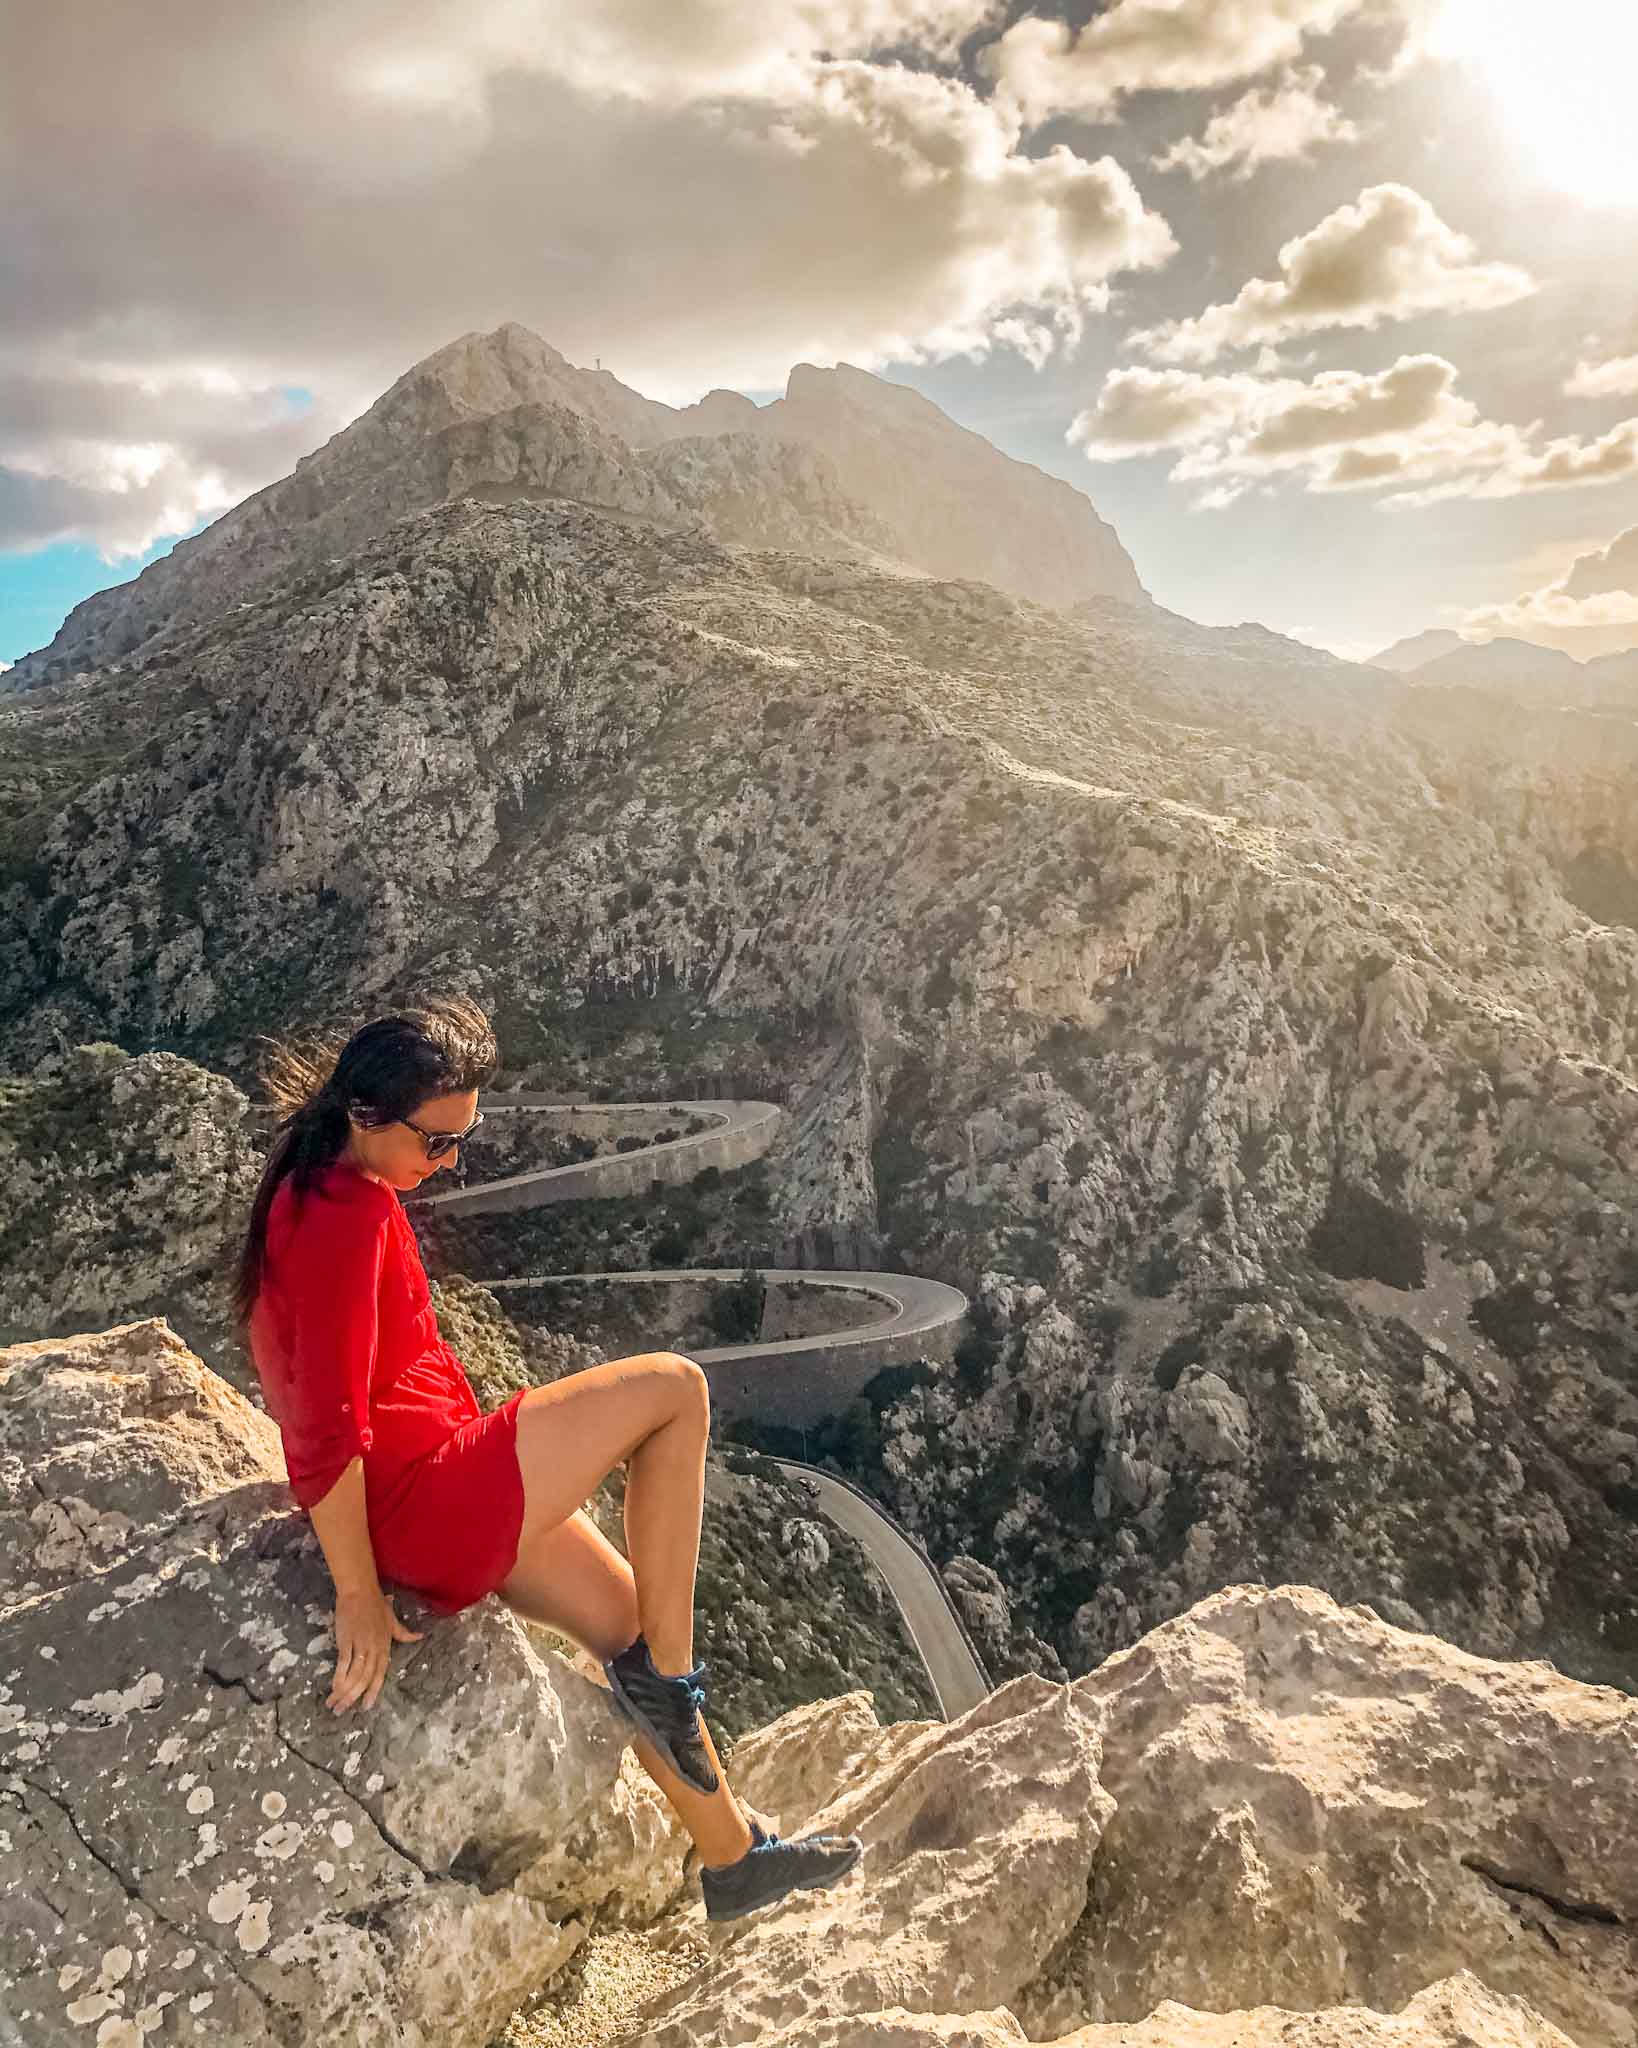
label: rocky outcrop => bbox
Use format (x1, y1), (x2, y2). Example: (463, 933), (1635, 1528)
(4, 1323), (1632, 2046)
(0, 1321), (688, 2047)
(875, 1254), (1638, 1693)
(724, 1979), (1582, 2044)
(0, 1042), (259, 1364)
(625, 1581), (1635, 2046)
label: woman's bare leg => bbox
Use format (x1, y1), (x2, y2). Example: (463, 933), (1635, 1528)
(505, 1350), (710, 1676)
(497, 1506), (755, 1868)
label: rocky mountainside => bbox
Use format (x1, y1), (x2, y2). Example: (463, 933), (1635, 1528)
(4, 321), (1141, 687)
(5, 464), (1638, 1694)
(3, 1329), (1633, 2046)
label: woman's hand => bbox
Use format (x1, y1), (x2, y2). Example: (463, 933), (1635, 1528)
(328, 1584), (424, 1713)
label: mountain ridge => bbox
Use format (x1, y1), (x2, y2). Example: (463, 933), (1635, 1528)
(5, 320), (1145, 688)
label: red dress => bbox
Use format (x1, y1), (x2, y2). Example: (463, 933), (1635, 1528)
(248, 1159), (528, 1615)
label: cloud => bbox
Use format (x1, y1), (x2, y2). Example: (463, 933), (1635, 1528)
(1072, 352), (1523, 495)
(1561, 523), (1638, 599)
(1457, 521), (1638, 651)
(1387, 418), (1638, 508)
(1127, 184), (1536, 366)
(0, 364), (337, 560)
(1150, 66), (1365, 183)
(1567, 354), (1638, 399)
(0, 1), (1171, 562)
(977, 0), (1414, 123)
(1068, 350), (1638, 509)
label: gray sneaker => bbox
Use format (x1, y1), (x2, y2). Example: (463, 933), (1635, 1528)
(603, 1635), (719, 1795)
(701, 1819), (865, 1922)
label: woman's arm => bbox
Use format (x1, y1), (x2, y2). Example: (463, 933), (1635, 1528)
(306, 1455), (380, 1595)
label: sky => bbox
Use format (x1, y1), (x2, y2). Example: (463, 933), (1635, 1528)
(4, 0), (1638, 671)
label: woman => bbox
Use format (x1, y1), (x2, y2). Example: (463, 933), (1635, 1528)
(234, 993), (862, 1923)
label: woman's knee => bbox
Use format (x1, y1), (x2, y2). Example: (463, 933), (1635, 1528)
(651, 1351), (709, 1422)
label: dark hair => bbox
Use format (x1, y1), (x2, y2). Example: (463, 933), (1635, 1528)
(231, 993), (498, 1325)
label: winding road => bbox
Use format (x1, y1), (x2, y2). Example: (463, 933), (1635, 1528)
(410, 1094), (988, 1716)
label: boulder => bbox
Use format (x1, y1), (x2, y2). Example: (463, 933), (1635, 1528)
(1034, 1583), (1638, 2047)
(0, 1321), (684, 2048)
(729, 1972), (1579, 2044)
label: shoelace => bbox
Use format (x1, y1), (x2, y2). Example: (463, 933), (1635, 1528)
(671, 1660), (710, 1717)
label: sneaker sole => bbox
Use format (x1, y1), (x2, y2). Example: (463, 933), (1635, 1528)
(603, 1660), (720, 1795)
(704, 1836), (865, 1922)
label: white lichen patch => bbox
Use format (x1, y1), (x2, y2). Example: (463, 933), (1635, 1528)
(65, 1990), (115, 2024)
(341, 1752), (361, 1778)
(207, 1878), (250, 1925)
(94, 2017), (141, 2046)
(172, 1949), (196, 1971)
(260, 1790), (287, 1818)
(38, 1645), (56, 1660)
(255, 1821), (304, 1860)
(185, 1787), (214, 1816)
(187, 1992), (213, 2014)
(314, 1859), (336, 1883)
(329, 1819), (354, 1849)
(155, 1736), (186, 1766)
(57, 1963), (86, 1990)
(73, 1670), (163, 1724)
(237, 1899), (272, 1953)
(364, 1772), (383, 1794)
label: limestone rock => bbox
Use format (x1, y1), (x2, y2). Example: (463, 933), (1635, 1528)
(0, 1321), (684, 2048)
(0, 1320), (284, 1609)
(636, 1677), (1113, 2045)
(740, 1974), (1578, 2044)
(1027, 1583), (1638, 2048)
(781, 1517), (832, 1573)
(1165, 1370), (1251, 1465)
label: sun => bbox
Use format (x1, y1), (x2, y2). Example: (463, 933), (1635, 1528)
(1425, 0), (1638, 206)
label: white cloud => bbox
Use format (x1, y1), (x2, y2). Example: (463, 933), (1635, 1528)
(978, 0), (1398, 123)
(1150, 66), (1365, 183)
(0, 2), (1172, 561)
(1387, 416), (1638, 507)
(1064, 352), (1515, 491)
(1458, 520), (1638, 651)
(0, 363), (344, 559)
(1069, 349), (1638, 508)
(1567, 354), (1638, 399)
(1127, 184), (1535, 366)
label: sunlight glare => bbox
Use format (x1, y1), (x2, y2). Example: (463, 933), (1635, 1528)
(1427, 0), (1637, 205)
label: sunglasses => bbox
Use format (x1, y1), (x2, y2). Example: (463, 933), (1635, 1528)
(400, 1109), (485, 1160)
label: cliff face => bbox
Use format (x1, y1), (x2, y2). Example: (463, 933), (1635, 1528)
(4, 321), (1140, 687)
